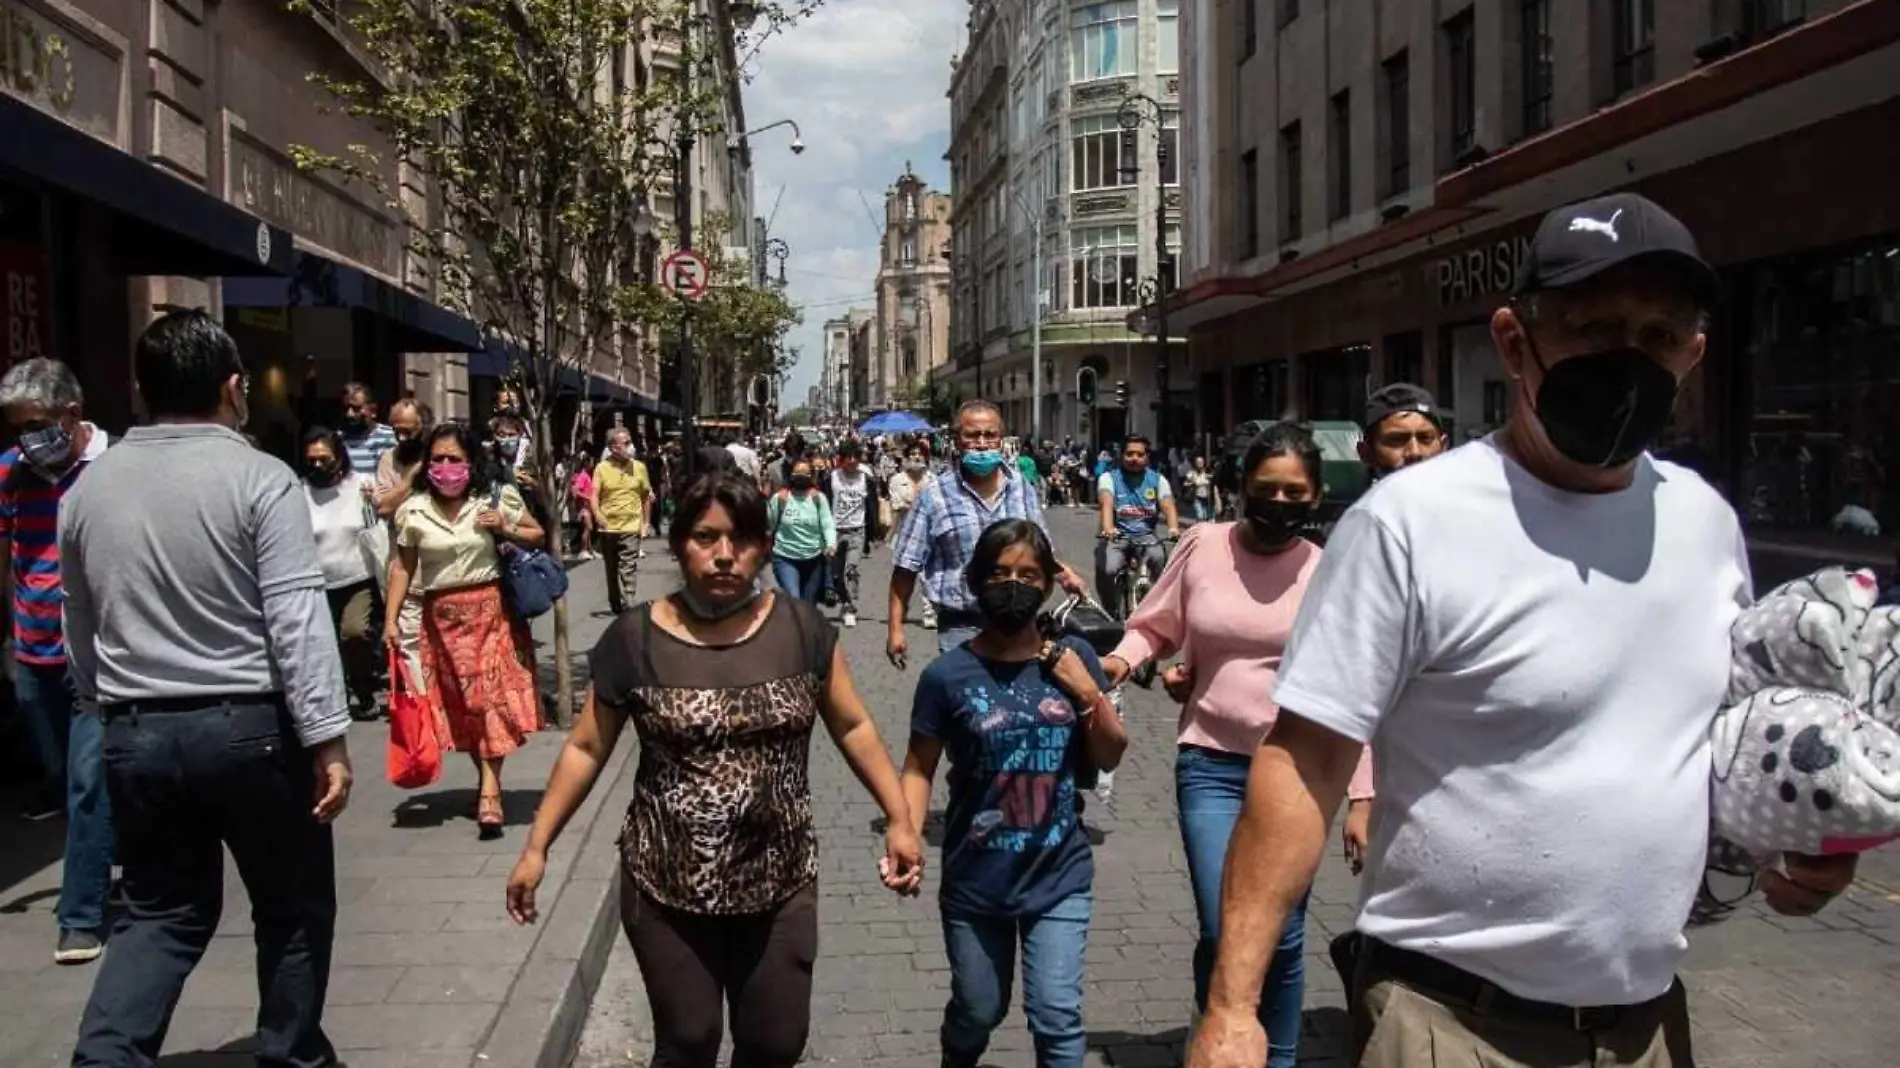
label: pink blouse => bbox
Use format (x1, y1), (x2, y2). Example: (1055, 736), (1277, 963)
(1108, 522), (1375, 800)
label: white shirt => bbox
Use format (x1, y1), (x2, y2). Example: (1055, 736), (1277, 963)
(1274, 437), (1750, 1007)
(830, 468), (870, 530)
(304, 472), (377, 589)
(727, 442), (762, 479)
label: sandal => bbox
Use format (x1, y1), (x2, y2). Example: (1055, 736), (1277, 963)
(477, 793), (504, 839)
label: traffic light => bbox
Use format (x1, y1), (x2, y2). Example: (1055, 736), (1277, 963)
(1116, 381), (1130, 408)
(1076, 367), (1098, 406)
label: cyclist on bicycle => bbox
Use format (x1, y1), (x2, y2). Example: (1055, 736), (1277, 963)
(1094, 434), (1180, 615)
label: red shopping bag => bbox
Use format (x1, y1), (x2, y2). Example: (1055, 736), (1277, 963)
(386, 652), (442, 789)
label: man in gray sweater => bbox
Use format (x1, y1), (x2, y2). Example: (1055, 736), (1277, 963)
(61, 310), (353, 1068)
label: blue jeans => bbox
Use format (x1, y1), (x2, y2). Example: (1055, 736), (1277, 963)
(1176, 745), (1307, 1068)
(941, 889), (1091, 1068)
(12, 660), (113, 932)
(771, 554), (828, 604)
(1192, 497), (1213, 522)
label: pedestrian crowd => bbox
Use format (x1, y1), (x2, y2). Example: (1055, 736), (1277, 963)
(0, 194), (1878, 1068)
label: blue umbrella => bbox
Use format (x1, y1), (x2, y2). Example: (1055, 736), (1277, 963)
(858, 410), (932, 436)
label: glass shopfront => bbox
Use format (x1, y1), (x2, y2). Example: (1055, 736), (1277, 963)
(1731, 237), (1900, 574)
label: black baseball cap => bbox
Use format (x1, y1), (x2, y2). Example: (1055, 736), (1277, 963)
(1513, 192), (1721, 311)
(1365, 383), (1443, 434)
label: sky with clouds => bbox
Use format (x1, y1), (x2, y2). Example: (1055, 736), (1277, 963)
(746, 0), (964, 415)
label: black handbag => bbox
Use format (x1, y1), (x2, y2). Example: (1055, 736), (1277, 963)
(1039, 594), (1124, 658)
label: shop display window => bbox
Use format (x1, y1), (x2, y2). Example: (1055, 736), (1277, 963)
(1739, 239), (1900, 550)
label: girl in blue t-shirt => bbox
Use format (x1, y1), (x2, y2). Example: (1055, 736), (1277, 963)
(899, 518), (1129, 1068)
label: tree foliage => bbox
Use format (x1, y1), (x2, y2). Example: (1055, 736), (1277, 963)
(289, 0), (818, 721)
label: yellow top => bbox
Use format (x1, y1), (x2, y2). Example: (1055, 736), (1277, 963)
(594, 457), (651, 534)
(395, 484), (528, 593)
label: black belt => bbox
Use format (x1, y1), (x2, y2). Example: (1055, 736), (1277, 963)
(101, 692), (285, 718)
(1360, 936), (1664, 1032)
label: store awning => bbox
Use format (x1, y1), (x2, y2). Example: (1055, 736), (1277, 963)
(222, 251), (483, 353)
(0, 96), (294, 278)
(467, 341), (644, 408)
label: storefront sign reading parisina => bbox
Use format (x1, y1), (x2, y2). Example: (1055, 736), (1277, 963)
(1434, 235), (1534, 307)
(0, 0), (78, 114)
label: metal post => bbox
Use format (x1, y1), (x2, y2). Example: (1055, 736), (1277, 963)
(1154, 176), (1169, 450)
(1030, 214), (1043, 444)
(677, 126), (698, 475)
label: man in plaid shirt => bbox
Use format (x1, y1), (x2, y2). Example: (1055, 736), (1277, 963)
(886, 401), (1086, 667)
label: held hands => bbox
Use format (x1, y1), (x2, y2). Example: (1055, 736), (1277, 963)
(1184, 1007), (1268, 1068)
(878, 823), (925, 896)
(1343, 799), (1372, 875)
(505, 847), (547, 924)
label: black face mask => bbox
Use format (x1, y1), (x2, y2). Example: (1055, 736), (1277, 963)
(787, 474), (813, 492)
(306, 461), (340, 486)
(395, 437), (425, 466)
(1243, 498), (1312, 548)
(343, 416), (369, 435)
(1526, 341), (1678, 468)
(977, 580), (1044, 632)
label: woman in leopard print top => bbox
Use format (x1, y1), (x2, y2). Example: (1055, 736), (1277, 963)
(506, 471), (923, 1067)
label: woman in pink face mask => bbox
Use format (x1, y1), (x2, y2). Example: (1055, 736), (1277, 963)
(385, 422), (546, 837)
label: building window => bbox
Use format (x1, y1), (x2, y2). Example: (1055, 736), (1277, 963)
(1160, 112), (1179, 185)
(1327, 90), (1351, 223)
(1071, 1), (1139, 83)
(1521, 0), (1553, 136)
(1382, 50), (1410, 196)
(1279, 121), (1301, 242)
(1744, 0), (1805, 35)
(1276, 0), (1297, 31)
(1611, 0), (1655, 97)
(1240, 0), (1256, 61)
(1157, 0), (1180, 75)
(1444, 11), (1476, 162)
(1071, 114), (1134, 191)
(1071, 224), (1140, 309)
(900, 239), (916, 266)
(1239, 149), (1259, 260)
(1384, 331), (1423, 387)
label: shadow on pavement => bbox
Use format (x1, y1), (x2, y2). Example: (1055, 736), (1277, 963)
(391, 787), (543, 830)
(0, 789), (72, 903)
(154, 1036), (255, 1066)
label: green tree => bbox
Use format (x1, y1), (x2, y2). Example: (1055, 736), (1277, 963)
(291, 0), (816, 723)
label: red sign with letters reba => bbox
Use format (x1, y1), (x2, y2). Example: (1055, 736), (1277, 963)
(0, 242), (51, 369)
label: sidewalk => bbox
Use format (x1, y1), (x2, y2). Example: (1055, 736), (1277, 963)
(0, 557), (637, 1068)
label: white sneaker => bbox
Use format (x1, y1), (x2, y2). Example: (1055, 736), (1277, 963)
(843, 610), (858, 628)
(1094, 769), (1116, 803)
(921, 608), (938, 630)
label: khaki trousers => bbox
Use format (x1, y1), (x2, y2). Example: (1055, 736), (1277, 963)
(1355, 969), (1696, 1068)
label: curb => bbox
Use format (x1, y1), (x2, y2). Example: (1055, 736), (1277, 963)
(473, 724), (639, 1068)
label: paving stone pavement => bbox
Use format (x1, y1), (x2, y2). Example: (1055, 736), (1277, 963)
(0, 555), (644, 1068)
(575, 505), (1900, 1068)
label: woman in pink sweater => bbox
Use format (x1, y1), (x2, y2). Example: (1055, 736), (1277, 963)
(1100, 423), (1371, 1068)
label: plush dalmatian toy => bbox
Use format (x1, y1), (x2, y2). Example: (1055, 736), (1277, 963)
(1696, 568), (1900, 924)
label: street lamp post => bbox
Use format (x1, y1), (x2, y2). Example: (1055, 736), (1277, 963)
(1117, 92), (1171, 448)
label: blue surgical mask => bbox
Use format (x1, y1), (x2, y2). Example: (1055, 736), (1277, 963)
(959, 449), (1005, 478)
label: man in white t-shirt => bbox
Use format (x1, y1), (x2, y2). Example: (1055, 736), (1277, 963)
(1188, 193), (1859, 1068)
(726, 435), (762, 485)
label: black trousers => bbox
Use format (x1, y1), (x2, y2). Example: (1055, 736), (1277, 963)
(72, 698), (338, 1068)
(621, 877), (818, 1068)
